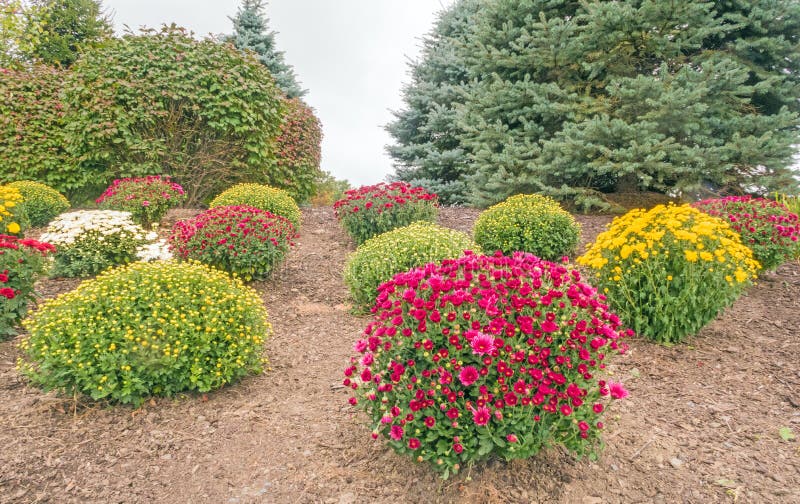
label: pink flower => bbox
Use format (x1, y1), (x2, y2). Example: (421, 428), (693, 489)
(470, 332), (494, 355)
(506, 434), (518, 443)
(472, 406), (491, 426)
(453, 443), (463, 454)
(142, 200), (150, 207)
(390, 425), (404, 440)
(541, 320), (559, 333)
(458, 366), (479, 386)
(608, 381), (628, 399)
(560, 404), (572, 416)
(408, 438), (421, 450)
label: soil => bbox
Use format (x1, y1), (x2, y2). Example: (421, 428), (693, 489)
(1, 207), (798, 503)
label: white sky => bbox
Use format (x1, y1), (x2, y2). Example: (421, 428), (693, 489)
(102, 0), (455, 187)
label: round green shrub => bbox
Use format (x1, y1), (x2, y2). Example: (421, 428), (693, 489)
(344, 222), (478, 310)
(473, 194), (580, 261)
(18, 260), (270, 406)
(209, 183), (301, 229)
(7, 180), (70, 228)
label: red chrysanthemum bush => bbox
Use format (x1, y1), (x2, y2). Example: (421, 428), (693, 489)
(333, 182), (438, 245)
(96, 175), (186, 229)
(0, 234), (55, 339)
(168, 205), (295, 281)
(272, 97), (323, 204)
(692, 196), (799, 270)
(344, 252), (632, 478)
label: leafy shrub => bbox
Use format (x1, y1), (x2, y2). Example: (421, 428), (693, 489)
(577, 204), (760, 344)
(310, 171), (350, 207)
(18, 260), (270, 405)
(0, 184), (24, 235)
(344, 252), (631, 478)
(0, 235), (55, 339)
(8, 180), (70, 228)
(62, 25), (285, 205)
(40, 210), (159, 277)
(473, 194), (580, 261)
(273, 97), (323, 204)
(169, 205), (295, 281)
(692, 196), (800, 270)
(344, 222), (478, 310)
(96, 175), (186, 229)
(209, 183), (301, 229)
(334, 182), (438, 245)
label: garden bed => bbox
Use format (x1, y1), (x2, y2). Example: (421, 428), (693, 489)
(0, 206), (798, 503)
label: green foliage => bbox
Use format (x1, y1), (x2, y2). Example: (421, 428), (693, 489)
(21, 0), (112, 68)
(0, 235), (54, 339)
(273, 97), (322, 203)
(95, 176), (186, 229)
(18, 260), (270, 406)
(388, 0), (800, 207)
(227, 0), (306, 98)
(209, 183), (301, 229)
(0, 66), (81, 194)
(344, 221), (477, 310)
(62, 25), (286, 205)
(8, 180), (70, 227)
(578, 205), (761, 344)
(334, 182), (439, 245)
(310, 171), (350, 207)
(169, 205), (295, 281)
(473, 194), (580, 261)
(41, 210), (158, 278)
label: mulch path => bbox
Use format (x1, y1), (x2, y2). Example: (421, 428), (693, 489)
(1, 207), (798, 503)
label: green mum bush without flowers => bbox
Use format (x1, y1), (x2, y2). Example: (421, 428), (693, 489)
(7, 180), (70, 228)
(334, 182), (439, 245)
(210, 183), (302, 229)
(18, 260), (271, 406)
(344, 221), (478, 310)
(474, 194), (580, 261)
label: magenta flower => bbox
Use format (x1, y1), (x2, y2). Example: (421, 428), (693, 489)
(608, 381), (629, 399)
(506, 434), (518, 443)
(390, 425), (404, 440)
(470, 332), (494, 355)
(473, 406), (491, 426)
(458, 366), (479, 386)
(408, 438), (421, 450)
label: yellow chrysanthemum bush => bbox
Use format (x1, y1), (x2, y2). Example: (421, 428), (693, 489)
(7, 180), (70, 228)
(0, 184), (25, 235)
(577, 204), (760, 344)
(18, 260), (270, 406)
(473, 194), (580, 261)
(344, 222), (478, 310)
(209, 183), (302, 229)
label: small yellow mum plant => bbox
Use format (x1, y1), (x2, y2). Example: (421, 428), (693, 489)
(209, 183), (301, 229)
(578, 204), (760, 344)
(0, 185), (24, 235)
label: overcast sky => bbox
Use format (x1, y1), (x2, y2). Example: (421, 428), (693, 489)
(102, 0), (455, 187)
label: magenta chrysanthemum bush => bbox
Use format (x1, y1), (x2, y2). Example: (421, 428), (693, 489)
(96, 175), (185, 229)
(168, 205), (296, 281)
(344, 252), (632, 477)
(333, 182), (438, 244)
(692, 195), (799, 270)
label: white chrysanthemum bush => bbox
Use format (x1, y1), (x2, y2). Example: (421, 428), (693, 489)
(41, 210), (163, 277)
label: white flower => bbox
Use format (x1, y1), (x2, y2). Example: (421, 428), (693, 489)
(136, 240), (173, 262)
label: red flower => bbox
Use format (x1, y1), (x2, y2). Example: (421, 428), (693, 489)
(408, 438), (421, 450)
(390, 425), (404, 440)
(458, 366), (479, 386)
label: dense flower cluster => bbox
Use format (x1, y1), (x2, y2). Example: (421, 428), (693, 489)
(8, 180), (70, 228)
(209, 183), (301, 229)
(0, 234), (55, 338)
(40, 210), (159, 277)
(578, 204), (760, 344)
(345, 222), (478, 310)
(345, 252), (631, 477)
(0, 184), (24, 235)
(474, 194), (581, 261)
(333, 182), (438, 245)
(96, 175), (186, 229)
(169, 205), (296, 281)
(18, 260), (270, 405)
(692, 196), (799, 270)
(273, 97), (323, 204)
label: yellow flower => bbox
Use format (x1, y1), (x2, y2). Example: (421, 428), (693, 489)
(6, 222), (20, 234)
(684, 250), (698, 262)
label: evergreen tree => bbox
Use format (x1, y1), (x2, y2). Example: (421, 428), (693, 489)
(228, 0), (305, 98)
(388, 0), (800, 209)
(21, 0), (112, 68)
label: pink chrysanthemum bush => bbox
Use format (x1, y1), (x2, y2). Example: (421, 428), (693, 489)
(333, 182), (438, 245)
(96, 175), (186, 229)
(344, 252), (632, 478)
(168, 205), (296, 281)
(692, 196), (799, 270)
(0, 235), (55, 339)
